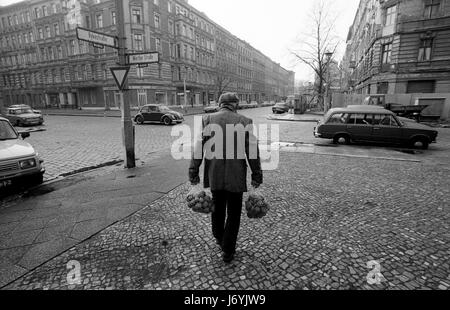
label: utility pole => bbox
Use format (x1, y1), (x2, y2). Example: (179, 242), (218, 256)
(115, 0), (135, 168)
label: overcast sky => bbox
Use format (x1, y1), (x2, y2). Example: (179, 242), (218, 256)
(0, 0), (360, 82)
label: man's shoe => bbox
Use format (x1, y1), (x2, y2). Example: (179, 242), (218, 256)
(223, 252), (235, 263)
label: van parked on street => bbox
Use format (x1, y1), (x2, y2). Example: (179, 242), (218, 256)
(0, 117), (45, 189)
(314, 106), (438, 149)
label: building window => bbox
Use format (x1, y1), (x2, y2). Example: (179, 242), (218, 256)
(170, 43), (175, 58)
(424, 0), (440, 18)
(96, 13), (103, 28)
(45, 26), (51, 38)
(57, 46), (63, 58)
(407, 80), (435, 93)
(48, 47), (54, 60)
(385, 5), (397, 26)
(381, 43), (392, 64)
(377, 82), (389, 94)
(70, 40), (76, 55)
(168, 1), (173, 13)
(154, 0), (160, 6)
(54, 23), (60, 35)
(102, 64), (108, 79)
(156, 38), (161, 52)
(38, 28), (44, 39)
(111, 11), (116, 25)
(132, 9), (141, 24)
(42, 6), (48, 17)
(137, 67), (144, 78)
(418, 38), (433, 61)
(34, 8), (41, 18)
(154, 13), (160, 28)
(168, 20), (174, 34)
(134, 33), (143, 51)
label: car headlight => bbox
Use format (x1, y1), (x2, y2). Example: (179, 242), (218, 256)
(19, 158), (37, 169)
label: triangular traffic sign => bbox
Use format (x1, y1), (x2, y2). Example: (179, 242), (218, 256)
(110, 66), (130, 91)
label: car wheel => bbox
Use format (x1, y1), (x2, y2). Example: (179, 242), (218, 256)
(163, 117), (172, 126)
(333, 134), (351, 145)
(16, 120), (22, 127)
(411, 137), (429, 150)
(135, 115), (144, 125)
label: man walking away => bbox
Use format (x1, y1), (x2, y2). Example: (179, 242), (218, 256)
(189, 92), (263, 263)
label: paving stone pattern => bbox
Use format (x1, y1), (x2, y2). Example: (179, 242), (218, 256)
(6, 152), (449, 290)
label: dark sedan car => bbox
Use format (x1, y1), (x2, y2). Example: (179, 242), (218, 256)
(314, 106), (438, 149)
(272, 102), (290, 114)
(204, 103), (220, 114)
(134, 104), (184, 126)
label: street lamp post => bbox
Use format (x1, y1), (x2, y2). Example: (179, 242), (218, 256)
(325, 51), (333, 113)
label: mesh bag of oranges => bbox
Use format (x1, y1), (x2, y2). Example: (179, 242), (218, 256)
(245, 188), (270, 219)
(186, 184), (215, 214)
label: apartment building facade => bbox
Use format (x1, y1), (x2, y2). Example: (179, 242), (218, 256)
(341, 0), (450, 96)
(0, 0), (295, 110)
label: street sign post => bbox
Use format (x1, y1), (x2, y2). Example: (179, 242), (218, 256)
(128, 52), (159, 65)
(110, 66), (131, 91)
(115, 0), (135, 169)
(76, 27), (118, 49)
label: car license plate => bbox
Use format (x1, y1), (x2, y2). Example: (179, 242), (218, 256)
(0, 180), (12, 188)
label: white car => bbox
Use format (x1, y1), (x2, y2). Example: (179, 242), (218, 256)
(0, 117), (45, 189)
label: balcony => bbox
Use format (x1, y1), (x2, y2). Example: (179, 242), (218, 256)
(397, 58), (450, 73)
(175, 13), (194, 25)
(398, 15), (450, 33)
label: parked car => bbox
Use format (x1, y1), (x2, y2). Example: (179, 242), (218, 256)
(314, 106), (438, 149)
(272, 102), (290, 114)
(9, 105), (42, 115)
(134, 104), (184, 126)
(204, 103), (220, 114)
(0, 117), (45, 189)
(5, 107), (44, 127)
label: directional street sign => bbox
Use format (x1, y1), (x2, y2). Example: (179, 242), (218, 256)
(110, 66), (130, 91)
(128, 52), (159, 65)
(76, 27), (118, 49)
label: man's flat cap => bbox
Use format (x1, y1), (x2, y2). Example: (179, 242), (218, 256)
(219, 93), (240, 104)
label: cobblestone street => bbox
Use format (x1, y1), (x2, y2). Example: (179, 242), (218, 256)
(1, 107), (449, 290)
(4, 150), (449, 290)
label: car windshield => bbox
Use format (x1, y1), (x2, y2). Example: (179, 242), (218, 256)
(0, 120), (18, 140)
(16, 109), (34, 114)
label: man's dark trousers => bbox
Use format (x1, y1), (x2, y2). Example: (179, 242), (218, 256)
(212, 191), (243, 255)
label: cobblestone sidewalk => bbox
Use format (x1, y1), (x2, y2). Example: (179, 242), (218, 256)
(5, 152), (449, 290)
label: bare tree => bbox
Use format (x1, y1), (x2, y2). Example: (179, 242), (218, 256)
(290, 0), (341, 111)
(214, 61), (234, 102)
